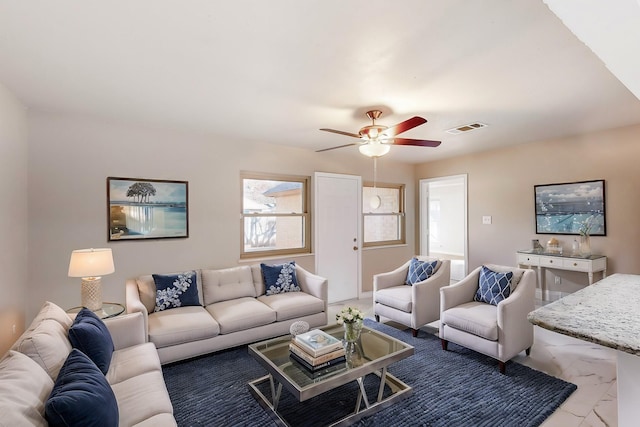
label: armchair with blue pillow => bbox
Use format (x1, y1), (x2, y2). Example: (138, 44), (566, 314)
(373, 256), (451, 337)
(439, 264), (536, 374)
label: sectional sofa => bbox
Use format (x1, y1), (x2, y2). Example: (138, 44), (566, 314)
(0, 301), (175, 426)
(125, 263), (329, 364)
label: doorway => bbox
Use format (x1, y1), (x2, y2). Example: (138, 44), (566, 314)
(314, 172), (361, 303)
(420, 175), (468, 281)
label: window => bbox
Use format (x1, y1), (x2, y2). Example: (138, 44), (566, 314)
(363, 182), (405, 247)
(241, 172), (310, 259)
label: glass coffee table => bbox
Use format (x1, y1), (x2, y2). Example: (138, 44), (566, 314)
(248, 323), (414, 426)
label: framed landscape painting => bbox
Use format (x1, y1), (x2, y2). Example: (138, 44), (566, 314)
(534, 179), (606, 236)
(107, 177), (189, 241)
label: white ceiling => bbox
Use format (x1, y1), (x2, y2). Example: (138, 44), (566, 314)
(1, 0), (639, 163)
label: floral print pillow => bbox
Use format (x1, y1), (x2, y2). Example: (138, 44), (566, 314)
(261, 262), (301, 296)
(153, 271), (201, 312)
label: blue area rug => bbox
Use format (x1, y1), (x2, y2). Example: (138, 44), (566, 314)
(163, 318), (576, 426)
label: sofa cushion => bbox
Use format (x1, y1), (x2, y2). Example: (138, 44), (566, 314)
(442, 301), (498, 341)
(68, 308), (115, 375)
(148, 306), (220, 348)
(45, 349), (119, 427)
(474, 265), (512, 306)
(129, 413), (177, 427)
(261, 261), (301, 295)
(110, 370), (174, 427)
(154, 271), (201, 312)
(257, 292), (325, 321)
(374, 285), (412, 313)
(106, 343), (162, 386)
(28, 301), (72, 331)
(201, 265), (256, 305)
(405, 258), (438, 285)
(206, 297), (276, 334)
(12, 318), (72, 380)
(0, 350), (53, 427)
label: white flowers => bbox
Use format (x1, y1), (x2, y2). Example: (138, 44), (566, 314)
(336, 306), (364, 325)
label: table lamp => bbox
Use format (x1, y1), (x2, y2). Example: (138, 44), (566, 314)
(68, 248), (115, 311)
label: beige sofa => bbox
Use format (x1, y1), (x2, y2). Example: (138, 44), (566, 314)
(0, 301), (175, 427)
(126, 263), (328, 364)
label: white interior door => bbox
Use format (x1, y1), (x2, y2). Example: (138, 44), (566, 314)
(315, 172), (361, 303)
(420, 175), (468, 281)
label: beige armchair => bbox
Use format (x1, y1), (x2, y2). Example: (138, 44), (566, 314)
(374, 257), (451, 337)
(439, 264), (536, 374)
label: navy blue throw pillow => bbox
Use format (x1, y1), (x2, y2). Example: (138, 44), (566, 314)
(474, 265), (513, 305)
(405, 258), (438, 285)
(153, 270), (200, 312)
(45, 349), (119, 427)
(261, 261), (301, 296)
(68, 308), (114, 375)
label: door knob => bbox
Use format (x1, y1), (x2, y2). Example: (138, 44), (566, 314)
(353, 246), (358, 251)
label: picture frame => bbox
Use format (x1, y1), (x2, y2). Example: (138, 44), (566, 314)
(107, 177), (189, 241)
(534, 179), (606, 236)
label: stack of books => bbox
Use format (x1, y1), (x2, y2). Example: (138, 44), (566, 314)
(290, 329), (346, 377)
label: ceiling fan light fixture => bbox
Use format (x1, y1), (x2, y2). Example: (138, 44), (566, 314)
(358, 142), (390, 157)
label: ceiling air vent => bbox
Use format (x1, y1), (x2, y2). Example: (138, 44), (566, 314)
(446, 122), (488, 135)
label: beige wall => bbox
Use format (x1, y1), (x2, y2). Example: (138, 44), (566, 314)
(415, 124), (640, 293)
(18, 108), (640, 330)
(0, 83), (28, 355)
(25, 111), (415, 321)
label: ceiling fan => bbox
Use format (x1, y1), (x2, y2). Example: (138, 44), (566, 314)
(317, 110), (441, 157)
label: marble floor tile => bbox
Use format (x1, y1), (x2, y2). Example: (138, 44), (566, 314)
(329, 297), (619, 426)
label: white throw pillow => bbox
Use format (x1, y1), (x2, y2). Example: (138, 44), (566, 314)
(28, 301), (72, 331)
(12, 319), (72, 380)
(0, 350), (53, 427)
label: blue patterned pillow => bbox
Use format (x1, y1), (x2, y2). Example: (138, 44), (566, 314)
(153, 271), (201, 312)
(45, 349), (119, 427)
(405, 258), (438, 285)
(474, 265), (513, 305)
(68, 308), (114, 375)
(261, 262), (301, 295)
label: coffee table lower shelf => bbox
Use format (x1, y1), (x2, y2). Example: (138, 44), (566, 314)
(248, 369), (413, 427)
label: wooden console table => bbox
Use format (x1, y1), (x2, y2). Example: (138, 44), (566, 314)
(516, 250), (606, 298)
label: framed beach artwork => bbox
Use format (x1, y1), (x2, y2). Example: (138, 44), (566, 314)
(107, 177), (189, 241)
(534, 179), (606, 236)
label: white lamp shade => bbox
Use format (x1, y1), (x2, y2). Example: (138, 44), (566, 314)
(358, 142), (390, 157)
(68, 248), (115, 278)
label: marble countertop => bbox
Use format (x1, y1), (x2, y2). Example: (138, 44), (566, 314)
(528, 273), (640, 356)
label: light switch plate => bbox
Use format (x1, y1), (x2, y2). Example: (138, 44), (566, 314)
(482, 215), (492, 225)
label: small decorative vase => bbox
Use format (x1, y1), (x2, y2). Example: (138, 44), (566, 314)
(580, 234), (591, 257)
(343, 321), (362, 343)
(343, 321), (363, 367)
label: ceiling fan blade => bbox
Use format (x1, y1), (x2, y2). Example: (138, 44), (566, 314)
(316, 143), (359, 153)
(391, 138), (441, 148)
(319, 128), (361, 138)
(382, 116), (427, 137)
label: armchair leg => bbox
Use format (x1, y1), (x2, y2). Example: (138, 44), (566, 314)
(441, 339), (448, 351)
(411, 328), (418, 337)
(374, 315), (380, 322)
(499, 361), (506, 374)
(525, 347), (531, 356)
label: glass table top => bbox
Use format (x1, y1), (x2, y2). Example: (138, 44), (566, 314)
(518, 249), (605, 260)
(66, 302), (125, 319)
(249, 323), (413, 392)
